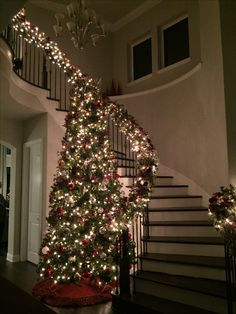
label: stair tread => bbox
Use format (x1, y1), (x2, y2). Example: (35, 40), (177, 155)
(113, 292), (218, 314)
(113, 150), (126, 156)
(156, 175), (173, 178)
(151, 195), (202, 199)
(142, 235), (224, 244)
(139, 252), (225, 268)
(56, 108), (68, 112)
(135, 271), (227, 298)
(120, 175), (174, 179)
(127, 184), (188, 188)
(116, 157), (135, 162)
(152, 184), (188, 188)
(148, 206), (208, 212)
(145, 220), (212, 226)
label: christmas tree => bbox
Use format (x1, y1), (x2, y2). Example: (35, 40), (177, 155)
(38, 93), (127, 286)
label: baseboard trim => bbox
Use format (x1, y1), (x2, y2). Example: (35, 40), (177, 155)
(6, 253), (20, 262)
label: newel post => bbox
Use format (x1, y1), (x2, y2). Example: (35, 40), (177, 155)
(119, 228), (130, 296)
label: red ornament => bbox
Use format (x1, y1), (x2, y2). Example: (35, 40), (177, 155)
(68, 180), (75, 190)
(45, 268), (53, 277)
(113, 172), (120, 179)
(82, 239), (89, 246)
(58, 160), (65, 169)
(57, 244), (63, 254)
(56, 206), (64, 216)
(82, 271), (90, 278)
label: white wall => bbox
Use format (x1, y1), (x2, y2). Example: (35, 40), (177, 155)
(112, 0), (229, 194)
(219, 0), (236, 186)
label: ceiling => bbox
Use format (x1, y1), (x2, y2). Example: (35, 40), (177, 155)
(51, 0), (145, 23)
(28, 0), (160, 30)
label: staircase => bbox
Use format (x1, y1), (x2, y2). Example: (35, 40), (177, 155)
(114, 164), (228, 314)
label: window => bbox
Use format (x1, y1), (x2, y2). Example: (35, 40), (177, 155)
(161, 17), (190, 68)
(131, 37), (152, 81)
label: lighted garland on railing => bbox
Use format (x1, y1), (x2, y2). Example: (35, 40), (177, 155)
(12, 9), (99, 99)
(11, 9), (159, 285)
(105, 101), (159, 219)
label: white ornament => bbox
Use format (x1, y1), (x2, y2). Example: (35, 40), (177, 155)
(42, 246), (50, 255)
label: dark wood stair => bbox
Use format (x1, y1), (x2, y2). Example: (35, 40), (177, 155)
(134, 271), (227, 299)
(112, 291), (219, 314)
(139, 252), (225, 268)
(142, 235), (224, 244)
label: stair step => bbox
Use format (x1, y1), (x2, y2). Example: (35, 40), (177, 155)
(148, 206), (209, 221)
(149, 206), (208, 212)
(56, 108), (68, 112)
(113, 150), (126, 156)
(146, 185), (190, 196)
(154, 176), (173, 185)
(112, 292), (218, 314)
(142, 236), (223, 244)
(134, 271), (227, 298)
(143, 220), (216, 236)
(133, 272), (228, 313)
(143, 236), (224, 257)
(140, 253), (225, 268)
(150, 195), (202, 207)
(148, 210), (209, 221)
(116, 156), (135, 162)
(139, 253), (225, 280)
(145, 220), (212, 226)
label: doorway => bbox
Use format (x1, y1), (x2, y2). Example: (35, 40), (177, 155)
(21, 139), (43, 264)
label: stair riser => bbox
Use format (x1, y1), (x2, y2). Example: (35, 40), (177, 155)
(150, 198), (202, 208)
(154, 177), (173, 185)
(151, 186), (188, 196)
(118, 167), (136, 176)
(147, 226), (216, 237)
(134, 278), (227, 314)
(141, 259), (225, 281)
(148, 211), (209, 221)
(145, 242), (225, 257)
(119, 177), (134, 187)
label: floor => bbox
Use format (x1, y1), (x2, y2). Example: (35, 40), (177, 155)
(0, 247), (113, 314)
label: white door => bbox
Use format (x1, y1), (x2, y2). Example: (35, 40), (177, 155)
(27, 141), (42, 264)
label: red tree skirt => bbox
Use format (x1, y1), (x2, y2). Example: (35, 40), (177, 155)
(32, 278), (112, 307)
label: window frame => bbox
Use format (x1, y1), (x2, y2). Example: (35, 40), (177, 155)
(159, 14), (190, 70)
(130, 33), (152, 82)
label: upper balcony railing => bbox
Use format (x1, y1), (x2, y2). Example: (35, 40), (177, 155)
(1, 25), (71, 111)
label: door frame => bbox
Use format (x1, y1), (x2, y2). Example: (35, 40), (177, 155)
(20, 139), (43, 262)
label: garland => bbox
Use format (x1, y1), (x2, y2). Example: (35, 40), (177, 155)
(12, 8), (159, 222)
(209, 185), (236, 251)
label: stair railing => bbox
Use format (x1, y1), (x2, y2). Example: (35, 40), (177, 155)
(1, 13), (157, 297)
(1, 25), (71, 111)
(225, 245), (236, 314)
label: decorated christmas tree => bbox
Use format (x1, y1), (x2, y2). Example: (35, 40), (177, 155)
(39, 94), (127, 286)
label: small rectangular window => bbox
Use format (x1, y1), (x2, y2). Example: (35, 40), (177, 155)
(161, 17), (190, 68)
(131, 37), (152, 81)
